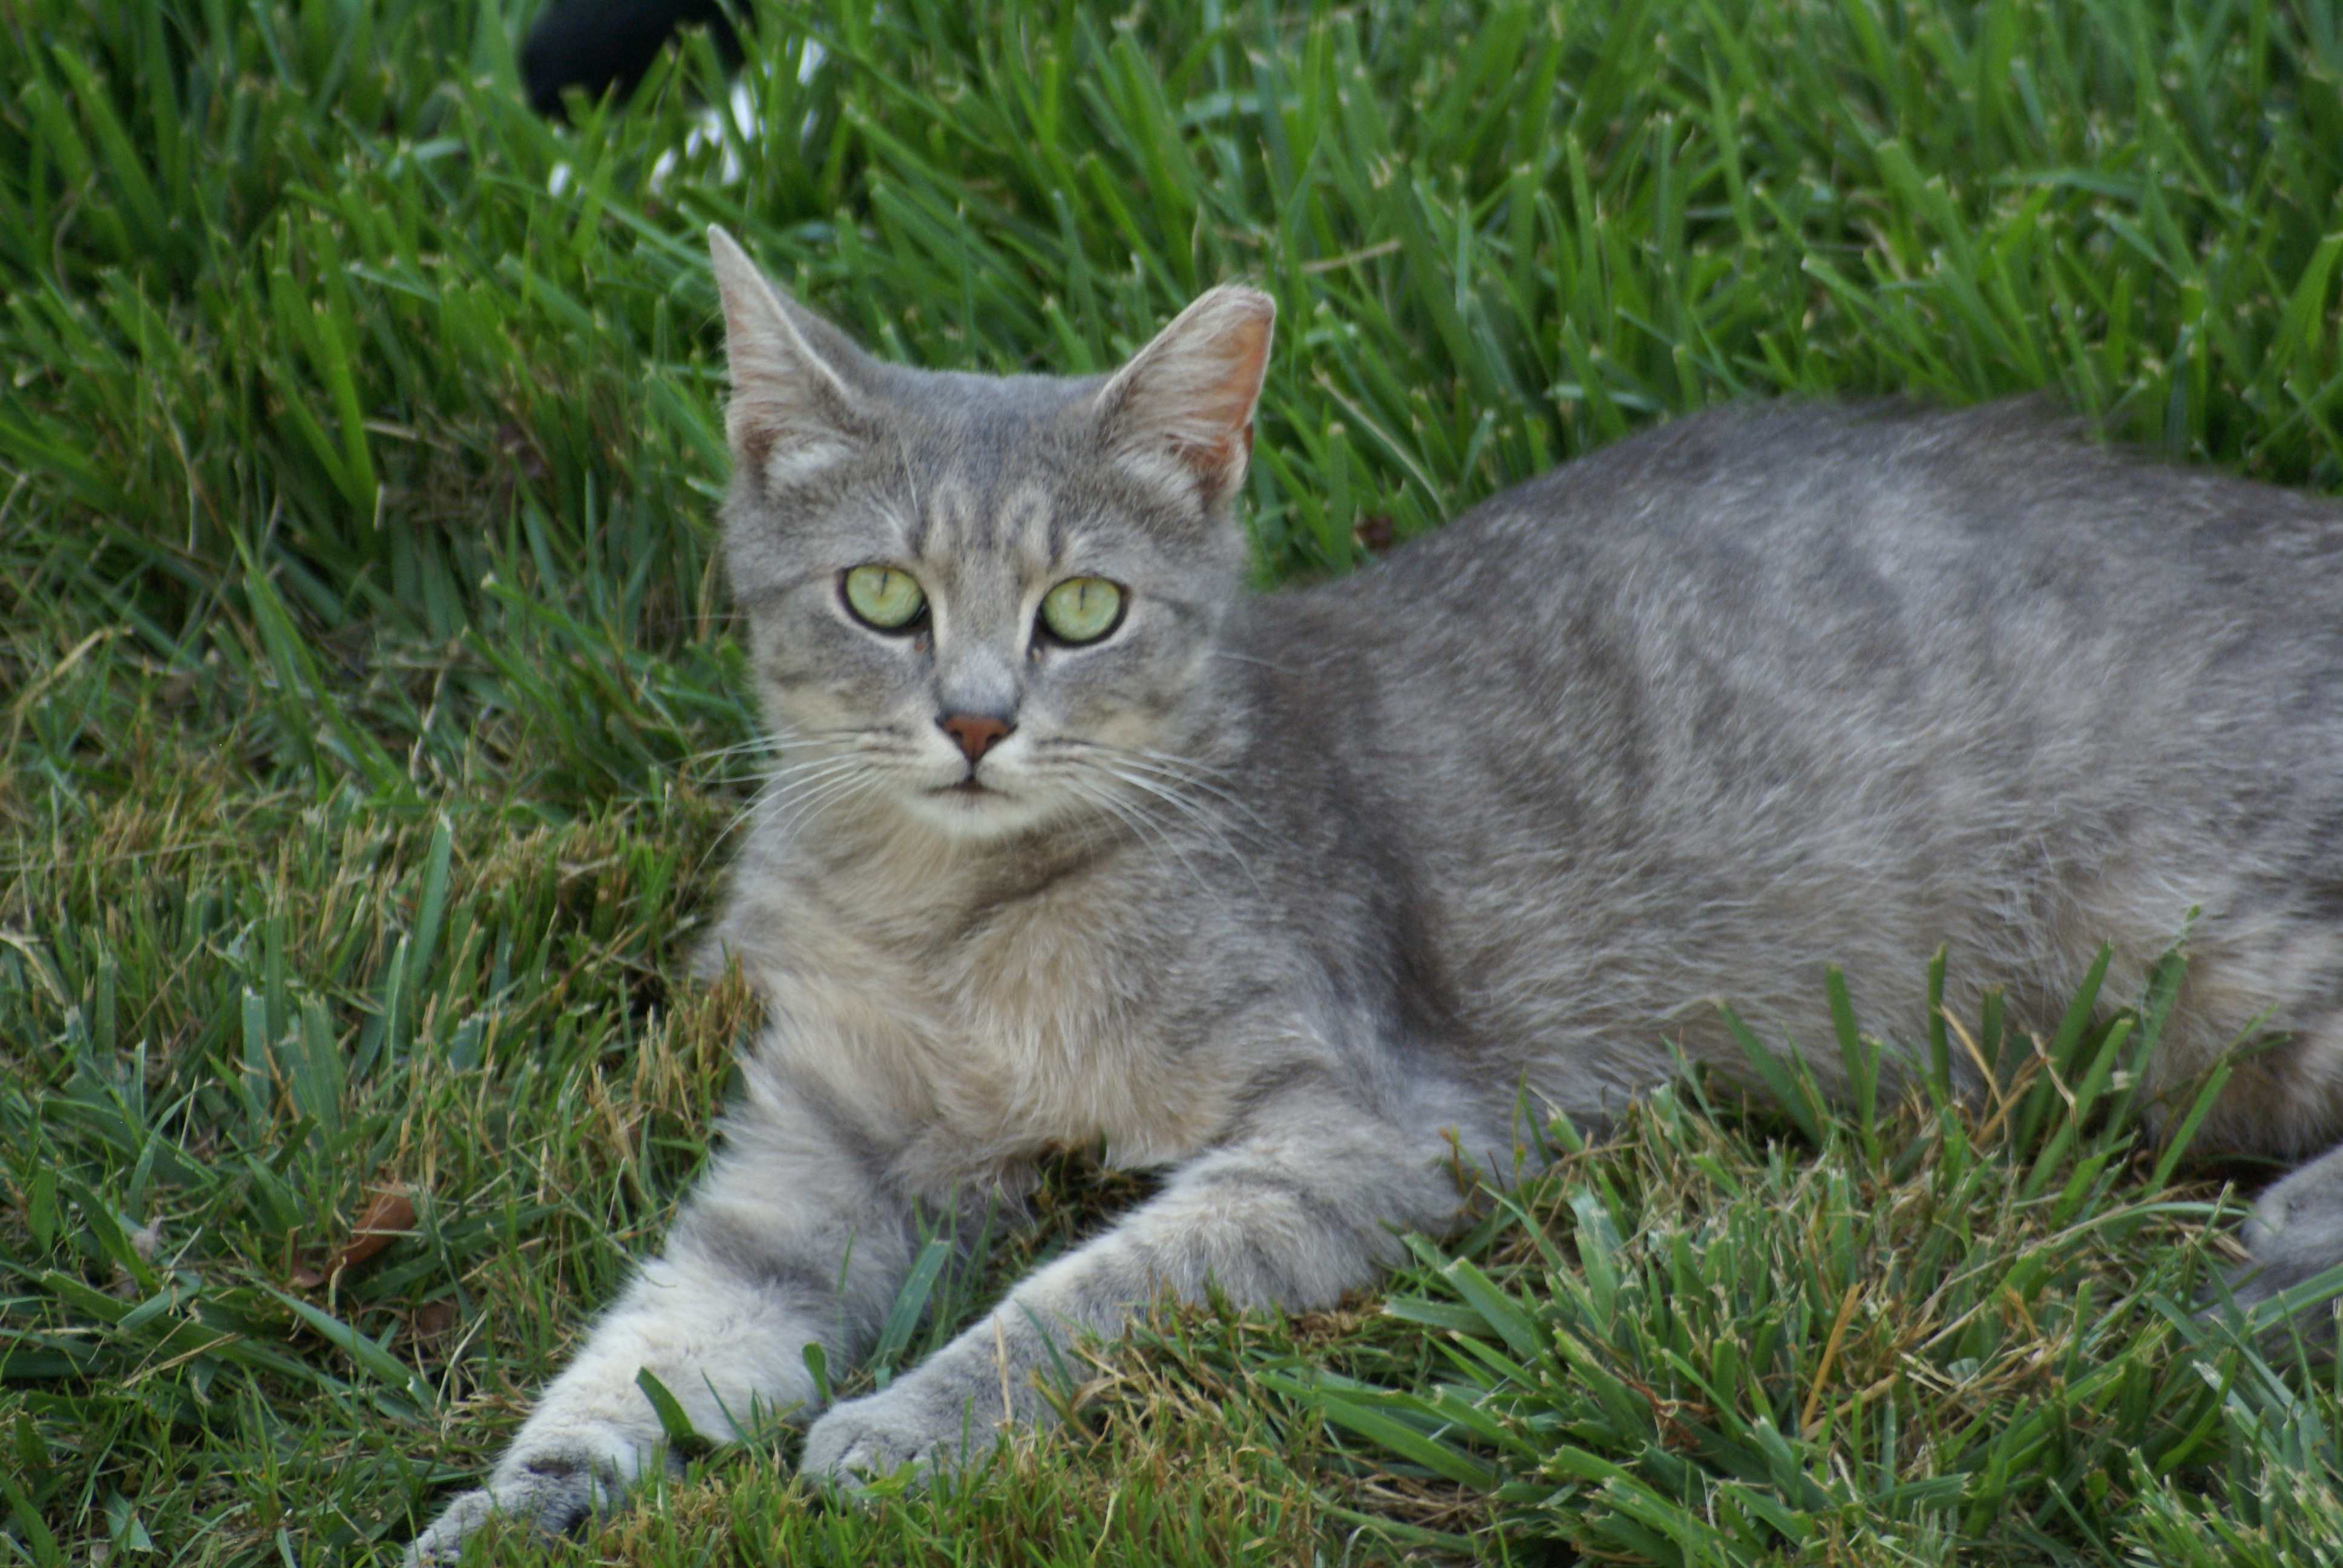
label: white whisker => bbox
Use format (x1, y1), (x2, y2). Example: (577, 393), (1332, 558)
(1090, 765), (1265, 893)
(1103, 753), (1276, 839)
(774, 770), (883, 841)
(1055, 772), (1216, 898)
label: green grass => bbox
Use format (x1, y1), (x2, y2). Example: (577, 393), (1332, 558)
(7, 0), (2343, 1561)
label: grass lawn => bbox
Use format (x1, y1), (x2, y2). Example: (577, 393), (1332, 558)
(8, 0), (2343, 1561)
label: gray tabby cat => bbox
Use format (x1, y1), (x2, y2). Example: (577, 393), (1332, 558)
(407, 224), (2343, 1558)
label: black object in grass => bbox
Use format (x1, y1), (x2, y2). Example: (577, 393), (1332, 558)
(519, 0), (743, 119)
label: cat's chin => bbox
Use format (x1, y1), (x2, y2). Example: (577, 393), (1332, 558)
(896, 782), (1063, 843)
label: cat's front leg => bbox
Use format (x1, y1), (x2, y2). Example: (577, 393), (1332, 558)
(407, 1065), (923, 1561)
(799, 1073), (1480, 1482)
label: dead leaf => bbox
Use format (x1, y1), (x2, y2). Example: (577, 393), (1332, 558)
(289, 1185), (419, 1287)
(411, 1299), (459, 1339)
(331, 1186), (417, 1272)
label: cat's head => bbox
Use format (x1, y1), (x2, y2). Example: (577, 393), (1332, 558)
(709, 227), (1273, 844)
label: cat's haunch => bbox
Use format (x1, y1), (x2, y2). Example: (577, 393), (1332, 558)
(405, 226), (2343, 1560)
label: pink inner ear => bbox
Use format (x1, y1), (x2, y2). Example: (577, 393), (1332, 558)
(1104, 288), (1276, 492)
(709, 231), (862, 471)
(1190, 312), (1272, 457)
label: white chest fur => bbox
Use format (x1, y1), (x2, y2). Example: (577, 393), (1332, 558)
(739, 850), (1231, 1184)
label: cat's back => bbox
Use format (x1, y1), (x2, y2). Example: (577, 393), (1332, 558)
(1221, 400), (2343, 1108)
(1363, 398), (2340, 638)
(1270, 399), (2343, 741)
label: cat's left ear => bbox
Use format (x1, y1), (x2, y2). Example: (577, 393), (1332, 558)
(708, 225), (876, 487)
(1093, 286), (1275, 513)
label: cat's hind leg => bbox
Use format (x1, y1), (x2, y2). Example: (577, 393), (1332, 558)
(2236, 1140), (2343, 1310)
(2189, 998), (2343, 1311)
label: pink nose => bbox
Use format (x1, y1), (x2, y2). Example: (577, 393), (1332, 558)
(940, 714), (1012, 763)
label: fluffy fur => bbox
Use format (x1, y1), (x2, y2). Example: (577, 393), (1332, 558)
(407, 227), (2343, 1558)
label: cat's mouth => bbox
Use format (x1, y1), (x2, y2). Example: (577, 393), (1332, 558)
(940, 778), (994, 796)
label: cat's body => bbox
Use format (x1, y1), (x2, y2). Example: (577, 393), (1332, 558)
(407, 230), (2343, 1558)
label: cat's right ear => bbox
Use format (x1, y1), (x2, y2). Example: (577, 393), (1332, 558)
(708, 226), (871, 486)
(1093, 286), (1276, 514)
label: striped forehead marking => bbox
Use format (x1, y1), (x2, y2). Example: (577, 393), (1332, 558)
(919, 474), (980, 558)
(910, 475), (1060, 568)
(997, 482), (1057, 567)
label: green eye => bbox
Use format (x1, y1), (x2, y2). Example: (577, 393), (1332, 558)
(842, 564), (926, 630)
(1039, 577), (1125, 644)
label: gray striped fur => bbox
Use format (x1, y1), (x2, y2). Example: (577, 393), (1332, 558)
(406, 229), (2343, 1558)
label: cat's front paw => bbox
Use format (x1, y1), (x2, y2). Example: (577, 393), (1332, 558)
(404, 1474), (592, 1564)
(404, 1436), (644, 1562)
(799, 1379), (999, 1487)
